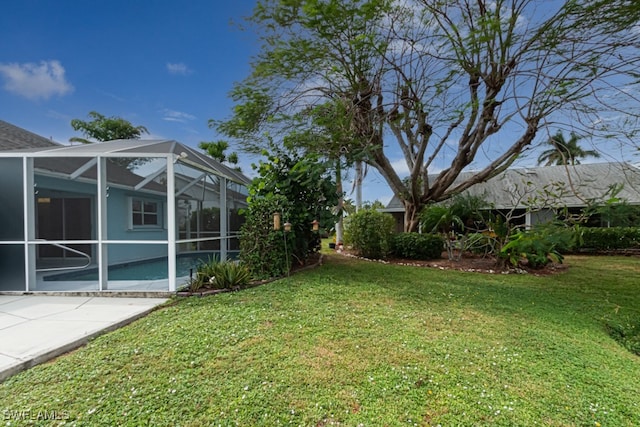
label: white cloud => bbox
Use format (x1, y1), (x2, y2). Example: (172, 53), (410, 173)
(161, 109), (196, 123)
(391, 158), (410, 177)
(166, 62), (192, 75)
(0, 60), (73, 100)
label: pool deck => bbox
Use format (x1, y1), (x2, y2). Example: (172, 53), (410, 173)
(0, 294), (169, 383)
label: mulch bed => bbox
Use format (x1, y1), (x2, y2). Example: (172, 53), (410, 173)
(335, 249), (569, 276)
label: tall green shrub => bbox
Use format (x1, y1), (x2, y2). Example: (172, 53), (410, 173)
(249, 149), (337, 267)
(239, 195), (294, 279)
(344, 209), (395, 259)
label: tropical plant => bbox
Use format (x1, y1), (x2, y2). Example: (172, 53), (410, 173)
(537, 131), (601, 166)
(185, 256), (222, 292)
(420, 194), (490, 234)
(498, 227), (571, 269)
(185, 255), (252, 292)
(209, 261), (252, 290)
(465, 232), (498, 257)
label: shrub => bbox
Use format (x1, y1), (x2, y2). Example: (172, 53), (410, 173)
(578, 227), (640, 251)
(498, 229), (565, 269)
(185, 256), (246, 292)
(210, 261), (252, 289)
(419, 194), (490, 234)
(530, 222), (581, 254)
(242, 150), (337, 278)
(239, 195), (294, 279)
(391, 233), (444, 260)
(344, 209), (395, 259)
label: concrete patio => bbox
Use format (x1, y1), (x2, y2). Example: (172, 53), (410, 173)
(0, 294), (168, 382)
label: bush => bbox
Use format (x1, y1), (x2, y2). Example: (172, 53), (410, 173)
(579, 227), (640, 251)
(391, 233), (444, 260)
(419, 194), (490, 234)
(531, 222), (581, 254)
(185, 257), (250, 292)
(344, 209), (395, 259)
(239, 195), (294, 279)
(243, 150), (337, 278)
(210, 261), (251, 289)
(498, 229), (566, 269)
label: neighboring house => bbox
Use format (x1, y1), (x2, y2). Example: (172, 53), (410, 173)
(382, 162), (640, 232)
(0, 119), (60, 150)
(0, 121), (250, 293)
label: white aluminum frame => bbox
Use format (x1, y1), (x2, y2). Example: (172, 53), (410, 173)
(1, 142), (248, 294)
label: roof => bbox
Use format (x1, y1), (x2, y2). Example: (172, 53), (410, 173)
(0, 138), (251, 186)
(0, 120), (60, 151)
(34, 157), (168, 194)
(384, 162), (640, 211)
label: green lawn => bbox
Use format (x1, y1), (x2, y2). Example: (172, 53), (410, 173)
(1, 254), (639, 426)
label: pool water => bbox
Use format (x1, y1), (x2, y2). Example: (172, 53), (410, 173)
(44, 252), (238, 281)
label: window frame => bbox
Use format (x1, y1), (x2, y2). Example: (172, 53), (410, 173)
(128, 197), (163, 230)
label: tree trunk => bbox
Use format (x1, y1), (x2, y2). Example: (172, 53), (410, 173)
(403, 200), (420, 233)
(335, 160), (344, 244)
(354, 160), (362, 213)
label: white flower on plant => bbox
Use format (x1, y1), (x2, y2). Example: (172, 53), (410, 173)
(209, 276), (216, 284)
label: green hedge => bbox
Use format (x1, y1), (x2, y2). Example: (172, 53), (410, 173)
(391, 233), (444, 260)
(344, 209), (395, 259)
(579, 227), (640, 250)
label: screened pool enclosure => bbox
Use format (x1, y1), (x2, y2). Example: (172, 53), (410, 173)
(0, 140), (249, 293)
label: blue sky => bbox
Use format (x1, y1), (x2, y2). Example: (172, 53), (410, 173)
(0, 1), (256, 145)
(0, 0), (394, 203)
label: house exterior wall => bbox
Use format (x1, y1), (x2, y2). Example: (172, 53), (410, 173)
(35, 175), (169, 265)
(106, 187), (168, 264)
(529, 209), (555, 227)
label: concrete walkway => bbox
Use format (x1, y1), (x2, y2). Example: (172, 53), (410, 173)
(0, 295), (168, 382)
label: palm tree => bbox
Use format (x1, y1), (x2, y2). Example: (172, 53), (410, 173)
(537, 131), (601, 166)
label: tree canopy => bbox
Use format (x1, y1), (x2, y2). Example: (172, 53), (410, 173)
(198, 140), (241, 171)
(70, 111), (148, 144)
(215, 0), (640, 231)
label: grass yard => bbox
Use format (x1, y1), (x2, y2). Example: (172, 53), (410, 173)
(1, 254), (639, 426)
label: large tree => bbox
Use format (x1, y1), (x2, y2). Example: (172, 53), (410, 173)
(215, 0), (640, 231)
(537, 131), (601, 166)
(70, 111), (148, 144)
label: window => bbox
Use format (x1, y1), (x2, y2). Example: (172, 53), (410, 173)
(130, 198), (161, 229)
